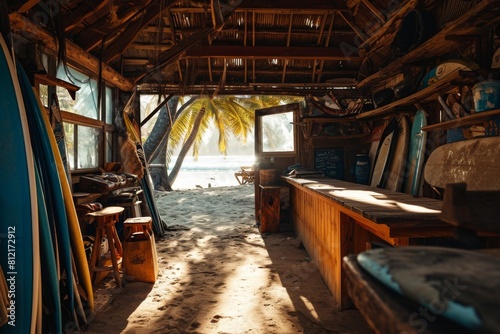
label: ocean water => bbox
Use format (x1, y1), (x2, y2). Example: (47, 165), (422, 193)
(168, 155), (255, 190)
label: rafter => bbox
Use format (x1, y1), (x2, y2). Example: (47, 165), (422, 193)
(103, 0), (183, 62)
(75, 0), (157, 52)
(9, 12), (134, 91)
(185, 45), (360, 60)
(63, 0), (109, 32)
(361, 0), (386, 23)
(338, 10), (367, 42)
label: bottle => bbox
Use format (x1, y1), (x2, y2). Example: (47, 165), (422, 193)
(355, 154), (370, 185)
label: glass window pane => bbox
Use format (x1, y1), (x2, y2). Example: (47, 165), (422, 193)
(105, 86), (113, 124)
(38, 84), (48, 107)
(56, 65), (99, 119)
(105, 131), (113, 163)
(64, 123), (75, 169)
(261, 112), (294, 152)
(77, 126), (100, 169)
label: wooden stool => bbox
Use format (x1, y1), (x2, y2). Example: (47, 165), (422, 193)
(86, 206), (124, 288)
(123, 217), (158, 283)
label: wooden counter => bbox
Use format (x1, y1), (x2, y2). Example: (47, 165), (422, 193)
(282, 176), (454, 310)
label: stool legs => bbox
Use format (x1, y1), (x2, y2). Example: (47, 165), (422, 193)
(105, 223), (122, 288)
(88, 227), (103, 280)
(87, 211), (123, 288)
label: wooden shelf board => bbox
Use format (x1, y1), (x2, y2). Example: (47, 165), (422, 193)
(35, 73), (80, 100)
(356, 0), (500, 90)
(422, 109), (500, 132)
(356, 70), (474, 120)
(302, 116), (358, 123)
(309, 133), (367, 140)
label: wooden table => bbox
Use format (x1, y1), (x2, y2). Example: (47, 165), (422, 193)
(283, 176), (455, 310)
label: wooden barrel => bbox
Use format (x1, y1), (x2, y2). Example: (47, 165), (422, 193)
(260, 169), (277, 185)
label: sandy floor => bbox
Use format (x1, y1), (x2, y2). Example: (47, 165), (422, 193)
(82, 185), (372, 334)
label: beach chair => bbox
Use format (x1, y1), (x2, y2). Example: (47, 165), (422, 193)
(234, 166), (255, 185)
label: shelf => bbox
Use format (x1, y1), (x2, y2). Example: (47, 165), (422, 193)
(309, 133), (367, 140)
(356, 69), (475, 120)
(356, 0), (500, 90)
(422, 109), (500, 132)
(302, 116), (358, 123)
(35, 73), (80, 100)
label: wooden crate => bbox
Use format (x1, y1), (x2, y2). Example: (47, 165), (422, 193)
(122, 217), (158, 283)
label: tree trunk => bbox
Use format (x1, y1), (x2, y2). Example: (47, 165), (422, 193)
(145, 96), (178, 190)
(150, 135), (172, 190)
(168, 107), (206, 186)
(144, 95), (179, 161)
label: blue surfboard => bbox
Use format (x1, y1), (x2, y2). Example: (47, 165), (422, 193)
(404, 110), (427, 196)
(16, 58), (81, 324)
(35, 166), (63, 333)
(0, 33), (38, 334)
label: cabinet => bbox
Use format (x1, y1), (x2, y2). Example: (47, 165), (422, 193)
(354, 0), (500, 123)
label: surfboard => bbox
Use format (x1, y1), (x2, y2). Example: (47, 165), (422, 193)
(0, 33), (39, 334)
(35, 166), (62, 334)
(123, 111), (167, 238)
(370, 118), (397, 188)
(424, 136), (500, 191)
(384, 115), (410, 192)
(357, 246), (500, 333)
(16, 60), (75, 315)
(36, 84), (95, 314)
(418, 60), (478, 90)
(403, 110), (427, 196)
(49, 94), (72, 184)
(492, 47), (500, 69)
(17, 60), (94, 322)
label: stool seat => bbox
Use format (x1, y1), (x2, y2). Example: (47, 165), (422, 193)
(86, 206), (124, 288)
(87, 206), (124, 218)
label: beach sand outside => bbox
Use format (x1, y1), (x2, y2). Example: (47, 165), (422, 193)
(168, 155), (256, 190)
(82, 180), (372, 333)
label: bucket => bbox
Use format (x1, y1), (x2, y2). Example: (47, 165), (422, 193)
(473, 80), (500, 112)
(260, 169), (277, 185)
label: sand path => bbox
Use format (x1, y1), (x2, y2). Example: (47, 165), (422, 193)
(83, 185), (371, 334)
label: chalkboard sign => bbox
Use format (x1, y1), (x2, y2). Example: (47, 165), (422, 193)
(314, 148), (344, 180)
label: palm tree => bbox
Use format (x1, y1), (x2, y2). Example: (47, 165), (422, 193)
(165, 95), (254, 187)
(144, 94), (303, 190)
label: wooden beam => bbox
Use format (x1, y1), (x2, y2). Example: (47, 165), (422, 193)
(185, 45), (360, 60)
(337, 10), (367, 42)
(127, 43), (172, 51)
(358, 0), (417, 53)
(76, 0), (157, 52)
(104, 0), (181, 62)
(134, 26), (213, 83)
(9, 12), (134, 91)
(361, 0), (386, 23)
(63, 0), (109, 32)
(17, 0), (40, 14)
(239, 0), (349, 11)
(140, 94), (173, 127)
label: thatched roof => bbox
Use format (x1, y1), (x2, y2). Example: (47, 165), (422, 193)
(5, 0), (500, 97)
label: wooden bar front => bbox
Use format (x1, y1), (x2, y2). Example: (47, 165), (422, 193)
(283, 176), (455, 310)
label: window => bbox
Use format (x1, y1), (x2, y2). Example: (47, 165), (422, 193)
(36, 60), (115, 172)
(260, 112), (295, 153)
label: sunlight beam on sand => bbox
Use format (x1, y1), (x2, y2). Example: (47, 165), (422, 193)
(299, 295), (320, 321)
